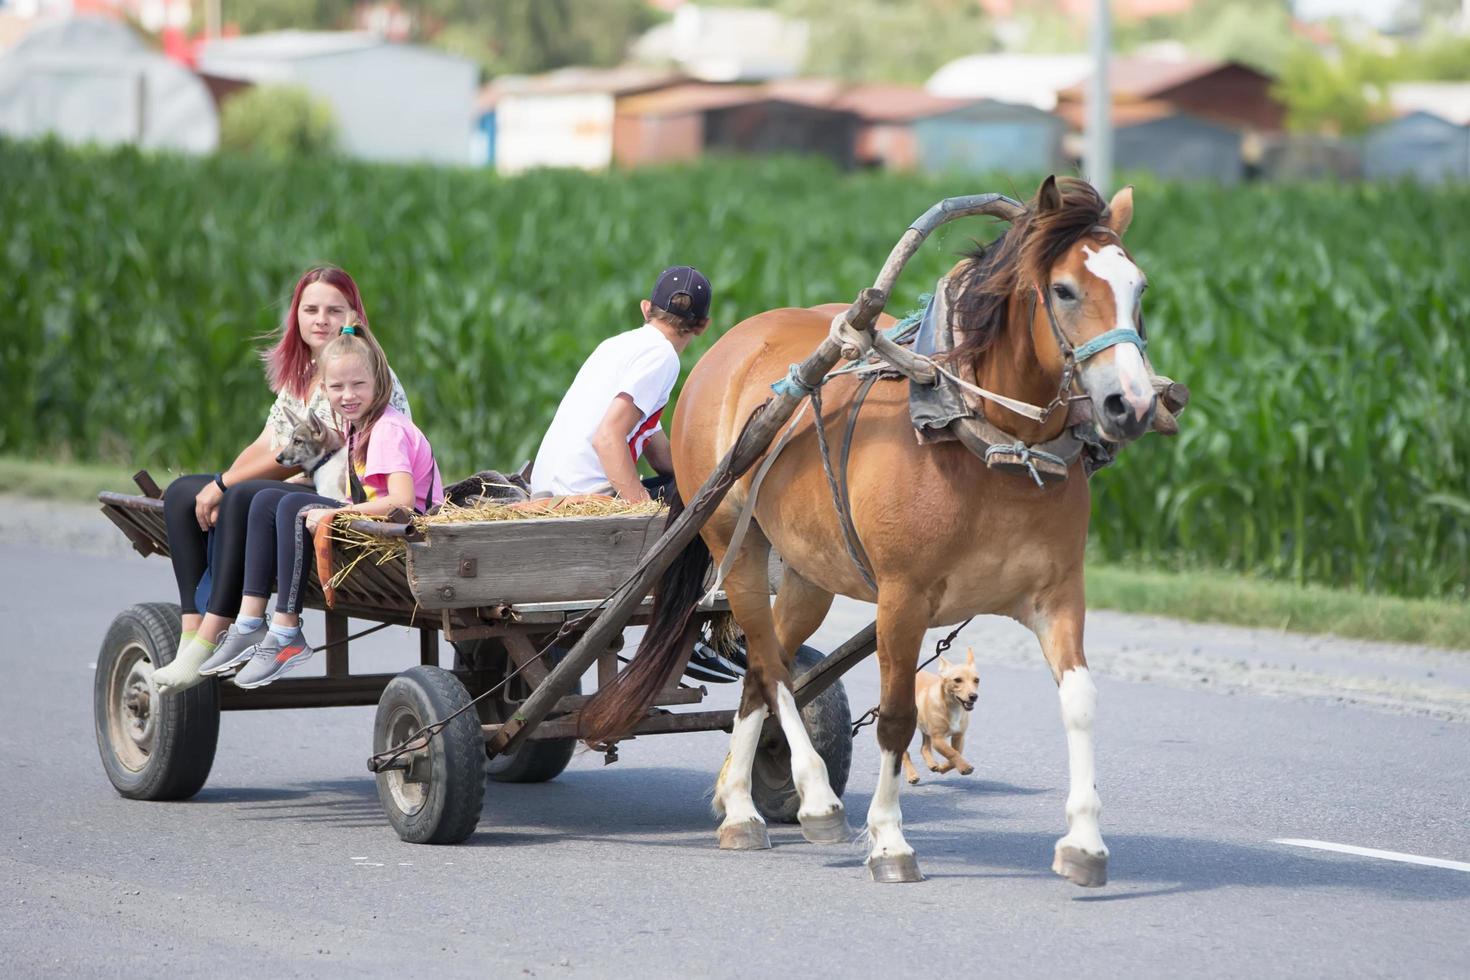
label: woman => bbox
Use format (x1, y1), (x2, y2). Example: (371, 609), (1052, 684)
(152, 266), (410, 691)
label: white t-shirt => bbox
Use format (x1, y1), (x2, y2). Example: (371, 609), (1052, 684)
(530, 324), (680, 496)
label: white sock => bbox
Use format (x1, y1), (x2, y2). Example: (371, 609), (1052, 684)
(153, 635), (216, 693)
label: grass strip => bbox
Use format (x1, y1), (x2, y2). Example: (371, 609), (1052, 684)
(0, 455), (145, 503)
(1086, 564), (1469, 650)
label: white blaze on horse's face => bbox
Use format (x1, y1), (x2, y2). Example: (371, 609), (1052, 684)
(1079, 243), (1156, 436)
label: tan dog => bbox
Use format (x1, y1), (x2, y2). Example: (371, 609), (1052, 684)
(902, 648), (980, 785)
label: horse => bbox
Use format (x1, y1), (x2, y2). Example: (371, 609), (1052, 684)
(582, 175), (1157, 885)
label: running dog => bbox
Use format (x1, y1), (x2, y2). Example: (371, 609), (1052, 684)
(902, 648), (981, 785)
(275, 407), (348, 502)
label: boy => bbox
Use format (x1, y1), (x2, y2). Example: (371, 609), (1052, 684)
(530, 266), (744, 683)
(530, 266), (712, 502)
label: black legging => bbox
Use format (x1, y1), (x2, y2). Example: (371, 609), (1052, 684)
(163, 475), (302, 617)
(241, 488), (338, 616)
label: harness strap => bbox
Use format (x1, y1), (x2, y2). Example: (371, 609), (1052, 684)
(835, 373), (882, 589)
(811, 382), (878, 594)
(700, 400), (812, 604)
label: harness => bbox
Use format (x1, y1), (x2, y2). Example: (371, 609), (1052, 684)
(748, 238), (1167, 595)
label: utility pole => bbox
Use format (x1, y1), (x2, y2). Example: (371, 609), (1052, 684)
(1085, 0), (1112, 196)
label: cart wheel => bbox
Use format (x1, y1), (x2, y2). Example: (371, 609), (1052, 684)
(373, 666), (485, 844)
(93, 602), (220, 801)
(453, 638), (579, 784)
(752, 644), (853, 824)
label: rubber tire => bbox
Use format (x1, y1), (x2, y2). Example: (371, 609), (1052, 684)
(93, 602), (219, 801)
(751, 644), (853, 824)
(453, 639), (579, 784)
(373, 666), (485, 845)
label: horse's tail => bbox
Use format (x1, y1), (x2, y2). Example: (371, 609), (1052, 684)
(578, 488), (711, 746)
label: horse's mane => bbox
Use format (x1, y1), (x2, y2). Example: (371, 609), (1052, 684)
(947, 177), (1111, 370)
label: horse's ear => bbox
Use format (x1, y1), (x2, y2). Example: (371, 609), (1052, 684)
(1107, 185), (1134, 237)
(1037, 175), (1062, 214)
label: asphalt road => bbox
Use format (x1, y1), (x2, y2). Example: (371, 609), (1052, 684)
(3, 499), (1468, 978)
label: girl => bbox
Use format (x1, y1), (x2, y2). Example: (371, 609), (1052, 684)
(154, 266), (411, 693)
(200, 327), (441, 689)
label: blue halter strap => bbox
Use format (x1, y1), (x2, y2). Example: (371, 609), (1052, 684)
(1072, 328), (1145, 362)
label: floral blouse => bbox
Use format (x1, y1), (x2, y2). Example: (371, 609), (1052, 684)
(266, 369), (411, 481)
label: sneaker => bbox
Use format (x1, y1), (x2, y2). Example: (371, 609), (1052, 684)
(233, 629), (314, 689)
(684, 639), (747, 684)
(199, 621), (269, 676)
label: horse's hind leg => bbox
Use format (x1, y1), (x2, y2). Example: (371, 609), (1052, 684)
(1034, 595), (1108, 887)
(769, 566), (847, 843)
(712, 530), (846, 847)
(866, 587), (928, 882)
(709, 523), (773, 850)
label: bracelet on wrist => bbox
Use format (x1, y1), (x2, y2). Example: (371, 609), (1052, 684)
(213, 474), (229, 493)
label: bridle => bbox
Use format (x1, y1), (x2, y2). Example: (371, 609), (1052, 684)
(1017, 224), (1149, 427)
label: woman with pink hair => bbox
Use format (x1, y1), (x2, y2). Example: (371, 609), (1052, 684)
(152, 266), (410, 691)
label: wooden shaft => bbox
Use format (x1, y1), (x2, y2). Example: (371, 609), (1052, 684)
(486, 289), (888, 756)
(486, 195), (1019, 755)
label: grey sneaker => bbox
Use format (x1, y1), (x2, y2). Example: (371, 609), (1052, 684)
(233, 629), (313, 689)
(199, 621), (269, 676)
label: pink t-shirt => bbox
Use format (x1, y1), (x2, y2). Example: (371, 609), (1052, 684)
(352, 405), (441, 511)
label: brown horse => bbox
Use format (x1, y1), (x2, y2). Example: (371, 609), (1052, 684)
(587, 176), (1156, 885)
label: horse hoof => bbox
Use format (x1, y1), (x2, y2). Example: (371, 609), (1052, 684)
(1053, 845), (1108, 887)
(799, 807), (852, 845)
(718, 820), (771, 851)
(867, 853), (924, 883)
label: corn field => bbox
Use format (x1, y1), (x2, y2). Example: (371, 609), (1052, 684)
(3, 138), (1466, 598)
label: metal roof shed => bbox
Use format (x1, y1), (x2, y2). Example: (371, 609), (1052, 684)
(1113, 111), (1244, 183)
(199, 31), (477, 164)
(1364, 111), (1470, 183)
(0, 16), (218, 153)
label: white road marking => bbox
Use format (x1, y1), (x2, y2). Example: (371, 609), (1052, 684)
(1273, 838), (1470, 873)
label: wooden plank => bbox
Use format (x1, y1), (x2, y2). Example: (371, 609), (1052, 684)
(419, 628), (439, 667)
(792, 620), (877, 709)
(219, 673), (396, 710)
(405, 514), (664, 609)
(551, 686), (703, 715)
(488, 708), (736, 742)
(324, 613), (349, 677)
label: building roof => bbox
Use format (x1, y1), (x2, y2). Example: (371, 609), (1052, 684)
(1055, 98), (1182, 130)
(200, 30), (382, 62)
(926, 54), (1091, 111)
(1054, 57), (1268, 104)
(766, 80), (974, 122)
(616, 82), (766, 116)
(1389, 83), (1470, 127)
(490, 66), (686, 99)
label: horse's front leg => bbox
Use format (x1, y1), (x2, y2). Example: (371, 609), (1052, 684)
(1035, 600), (1108, 887)
(866, 590), (928, 882)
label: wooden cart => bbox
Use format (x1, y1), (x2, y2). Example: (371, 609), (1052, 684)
(93, 194), (1037, 846)
(94, 475), (874, 844)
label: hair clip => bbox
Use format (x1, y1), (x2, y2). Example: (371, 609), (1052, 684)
(342, 324), (358, 335)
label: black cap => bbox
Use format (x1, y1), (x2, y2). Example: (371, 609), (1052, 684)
(649, 265), (712, 321)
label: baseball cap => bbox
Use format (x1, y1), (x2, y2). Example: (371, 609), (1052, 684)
(649, 266), (712, 321)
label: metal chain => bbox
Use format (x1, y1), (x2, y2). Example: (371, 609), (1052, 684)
(849, 617), (975, 738)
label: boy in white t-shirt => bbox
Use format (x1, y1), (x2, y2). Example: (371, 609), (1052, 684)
(531, 266), (713, 502)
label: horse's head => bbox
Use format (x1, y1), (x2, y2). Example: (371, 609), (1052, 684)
(1027, 175), (1156, 442)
